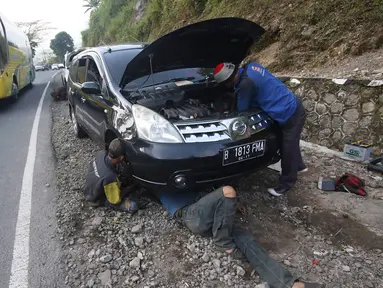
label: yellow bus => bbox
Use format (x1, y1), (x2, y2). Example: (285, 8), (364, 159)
(0, 13), (35, 102)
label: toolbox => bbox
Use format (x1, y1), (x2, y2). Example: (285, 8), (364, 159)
(343, 140), (372, 162)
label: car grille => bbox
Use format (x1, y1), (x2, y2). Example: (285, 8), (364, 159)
(174, 112), (272, 143)
(175, 121), (230, 143)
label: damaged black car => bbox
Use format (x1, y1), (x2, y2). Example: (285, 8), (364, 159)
(67, 17), (281, 191)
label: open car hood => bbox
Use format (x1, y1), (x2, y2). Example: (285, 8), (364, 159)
(119, 17), (265, 88)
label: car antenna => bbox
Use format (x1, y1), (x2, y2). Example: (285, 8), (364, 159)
(149, 53), (157, 109)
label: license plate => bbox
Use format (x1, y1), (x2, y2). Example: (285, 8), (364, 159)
(222, 140), (266, 166)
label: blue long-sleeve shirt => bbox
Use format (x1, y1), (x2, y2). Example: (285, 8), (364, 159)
(234, 62), (297, 124)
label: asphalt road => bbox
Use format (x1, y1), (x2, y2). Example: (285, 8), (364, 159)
(0, 70), (64, 288)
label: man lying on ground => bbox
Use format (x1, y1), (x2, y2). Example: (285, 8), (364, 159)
(154, 186), (325, 288)
(84, 138), (138, 213)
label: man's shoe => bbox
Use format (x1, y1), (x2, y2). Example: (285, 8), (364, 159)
(298, 167), (309, 174)
(228, 247), (248, 262)
(267, 186), (290, 197)
(280, 167), (308, 175)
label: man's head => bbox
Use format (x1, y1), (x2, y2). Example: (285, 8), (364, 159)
(108, 138), (125, 164)
(213, 62), (238, 88)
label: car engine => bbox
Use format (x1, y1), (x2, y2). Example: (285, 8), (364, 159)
(128, 82), (232, 121)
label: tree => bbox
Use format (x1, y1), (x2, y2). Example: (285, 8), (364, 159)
(16, 20), (53, 58)
(50, 32), (74, 62)
(83, 0), (100, 13)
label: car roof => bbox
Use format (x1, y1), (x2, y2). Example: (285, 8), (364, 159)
(74, 44), (147, 60)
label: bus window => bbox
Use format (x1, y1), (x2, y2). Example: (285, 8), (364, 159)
(0, 20), (7, 71)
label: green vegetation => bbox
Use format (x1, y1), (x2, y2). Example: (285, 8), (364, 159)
(50, 32), (74, 62)
(82, 0), (383, 71)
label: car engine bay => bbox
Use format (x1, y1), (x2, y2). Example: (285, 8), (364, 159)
(127, 82), (234, 121)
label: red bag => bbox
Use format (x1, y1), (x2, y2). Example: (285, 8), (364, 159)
(335, 173), (367, 196)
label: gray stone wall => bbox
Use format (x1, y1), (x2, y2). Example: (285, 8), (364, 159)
(280, 77), (383, 156)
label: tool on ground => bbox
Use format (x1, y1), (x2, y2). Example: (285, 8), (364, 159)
(367, 157), (383, 174)
(317, 177), (336, 191)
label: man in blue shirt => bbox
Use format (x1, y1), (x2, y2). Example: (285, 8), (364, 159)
(155, 186), (324, 288)
(213, 62), (308, 196)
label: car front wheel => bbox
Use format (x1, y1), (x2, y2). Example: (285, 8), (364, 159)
(71, 107), (87, 138)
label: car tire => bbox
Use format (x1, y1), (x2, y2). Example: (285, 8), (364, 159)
(10, 82), (19, 103)
(70, 107), (87, 138)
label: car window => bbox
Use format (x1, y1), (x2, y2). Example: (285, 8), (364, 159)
(69, 60), (78, 82)
(77, 58), (87, 84)
(103, 49), (142, 84)
(0, 21), (7, 70)
(86, 59), (102, 87)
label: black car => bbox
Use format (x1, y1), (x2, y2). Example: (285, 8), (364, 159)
(67, 17), (281, 191)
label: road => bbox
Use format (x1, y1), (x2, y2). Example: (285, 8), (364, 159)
(0, 70), (64, 288)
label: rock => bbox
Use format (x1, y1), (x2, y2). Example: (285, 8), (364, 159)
(86, 279), (95, 288)
(337, 90), (347, 101)
(319, 114), (331, 127)
(301, 26), (315, 36)
(212, 259), (221, 270)
(332, 130), (343, 142)
(330, 102), (344, 114)
(255, 283), (270, 288)
(319, 128), (332, 138)
(359, 116), (372, 128)
(362, 102), (375, 114)
(342, 122), (357, 135)
(202, 253), (210, 263)
(306, 112), (319, 124)
(307, 89), (319, 101)
(88, 249), (95, 258)
(45, 183), (50, 187)
(163, 211), (169, 217)
(131, 275), (140, 282)
(342, 265), (351, 272)
(135, 237), (144, 247)
(323, 93), (336, 104)
(129, 257), (141, 269)
(345, 94), (359, 106)
(77, 238), (85, 244)
(99, 254), (113, 263)
(131, 224), (143, 233)
(331, 116), (344, 129)
(302, 99), (315, 112)
(138, 252), (144, 260)
(98, 269), (111, 286)
(236, 265), (246, 277)
(365, 259), (372, 265)
(284, 260), (292, 266)
(342, 109), (359, 121)
(315, 103), (327, 115)
(92, 216), (102, 226)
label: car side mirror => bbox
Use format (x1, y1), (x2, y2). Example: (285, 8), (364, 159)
(81, 81), (101, 94)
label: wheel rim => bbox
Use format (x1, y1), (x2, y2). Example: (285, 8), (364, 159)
(12, 83), (18, 99)
(71, 110), (79, 135)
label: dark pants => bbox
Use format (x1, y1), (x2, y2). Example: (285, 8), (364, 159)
(279, 99), (307, 190)
(181, 188), (296, 288)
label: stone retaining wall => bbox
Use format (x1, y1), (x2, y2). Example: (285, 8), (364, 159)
(279, 77), (383, 155)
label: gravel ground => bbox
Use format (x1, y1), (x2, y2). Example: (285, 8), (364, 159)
(52, 101), (383, 288)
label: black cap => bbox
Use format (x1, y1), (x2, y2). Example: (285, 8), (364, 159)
(108, 139), (125, 159)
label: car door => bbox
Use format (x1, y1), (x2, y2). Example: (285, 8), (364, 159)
(71, 57), (89, 131)
(81, 55), (110, 142)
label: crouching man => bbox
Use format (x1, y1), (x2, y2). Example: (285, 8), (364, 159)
(155, 186), (324, 288)
(84, 138), (138, 213)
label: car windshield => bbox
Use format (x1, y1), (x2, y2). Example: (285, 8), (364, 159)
(104, 48), (142, 84)
(124, 67), (214, 90)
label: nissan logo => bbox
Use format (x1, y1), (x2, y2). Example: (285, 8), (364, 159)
(232, 120), (247, 136)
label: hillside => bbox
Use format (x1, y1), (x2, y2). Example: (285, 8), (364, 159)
(82, 0), (383, 73)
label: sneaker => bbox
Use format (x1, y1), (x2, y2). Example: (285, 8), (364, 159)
(267, 186), (290, 197)
(280, 167), (308, 175)
(227, 247), (248, 262)
(298, 167), (309, 174)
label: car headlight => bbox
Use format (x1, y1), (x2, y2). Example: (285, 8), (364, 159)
(132, 104), (183, 143)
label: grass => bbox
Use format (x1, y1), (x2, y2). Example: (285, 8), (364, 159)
(82, 0), (383, 71)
